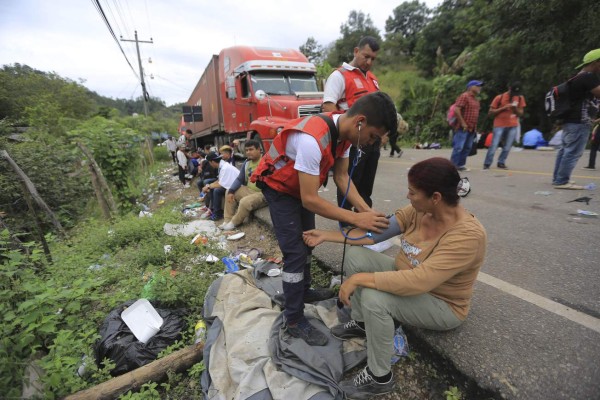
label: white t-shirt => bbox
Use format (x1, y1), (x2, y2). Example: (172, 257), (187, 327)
(166, 139), (177, 152)
(217, 160), (240, 190)
(177, 149), (187, 169)
(322, 62), (358, 111)
(275, 114), (350, 176)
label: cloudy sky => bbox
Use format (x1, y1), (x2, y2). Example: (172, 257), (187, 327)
(0, 0), (440, 106)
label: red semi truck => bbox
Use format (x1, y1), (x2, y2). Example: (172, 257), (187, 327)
(182, 46), (323, 151)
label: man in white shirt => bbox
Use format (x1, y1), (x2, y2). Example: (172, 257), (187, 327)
(201, 152), (239, 221)
(165, 136), (177, 164)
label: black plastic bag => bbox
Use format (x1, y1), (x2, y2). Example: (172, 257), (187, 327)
(94, 300), (187, 376)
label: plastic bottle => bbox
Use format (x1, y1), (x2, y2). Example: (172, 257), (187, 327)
(194, 319), (207, 346)
(584, 183), (596, 190)
(390, 326), (409, 364)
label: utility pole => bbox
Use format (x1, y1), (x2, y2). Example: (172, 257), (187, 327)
(121, 31), (153, 116)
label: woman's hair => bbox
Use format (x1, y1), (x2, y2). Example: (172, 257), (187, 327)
(407, 157), (461, 206)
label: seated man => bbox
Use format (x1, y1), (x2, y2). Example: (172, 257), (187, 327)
(219, 145), (236, 167)
(219, 140), (267, 230)
(200, 152), (239, 221)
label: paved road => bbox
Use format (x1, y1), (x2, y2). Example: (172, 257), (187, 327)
(256, 146), (600, 399)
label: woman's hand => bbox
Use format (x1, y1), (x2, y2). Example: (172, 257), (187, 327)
(338, 276), (358, 307)
(303, 229), (326, 247)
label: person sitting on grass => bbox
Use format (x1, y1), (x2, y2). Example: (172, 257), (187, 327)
(219, 139), (267, 231)
(303, 157), (487, 399)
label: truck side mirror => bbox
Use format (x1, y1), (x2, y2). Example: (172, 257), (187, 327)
(255, 90), (267, 100)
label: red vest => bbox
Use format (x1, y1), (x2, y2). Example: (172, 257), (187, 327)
(251, 113), (351, 199)
(337, 67), (379, 108)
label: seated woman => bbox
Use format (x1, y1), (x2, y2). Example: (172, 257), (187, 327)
(303, 157), (487, 399)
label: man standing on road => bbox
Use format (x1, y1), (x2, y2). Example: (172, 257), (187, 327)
(552, 49), (600, 189)
(450, 80), (483, 171)
(322, 36), (382, 211)
(252, 92), (397, 346)
(484, 82), (526, 170)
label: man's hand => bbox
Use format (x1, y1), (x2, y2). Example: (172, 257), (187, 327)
(302, 229), (326, 247)
(353, 210), (389, 233)
(202, 185), (210, 193)
(226, 193), (235, 203)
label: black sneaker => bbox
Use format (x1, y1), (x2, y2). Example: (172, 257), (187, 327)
(286, 318), (328, 346)
(482, 165), (490, 170)
(304, 288), (335, 303)
(497, 163), (508, 169)
(331, 319), (366, 340)
(340, 367), (395, 399)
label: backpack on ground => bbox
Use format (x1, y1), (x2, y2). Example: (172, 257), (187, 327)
(544, 75), (578, 119)
(447, 103), (458, 128)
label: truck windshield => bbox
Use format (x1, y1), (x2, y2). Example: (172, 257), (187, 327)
(251, 72), (318, 95)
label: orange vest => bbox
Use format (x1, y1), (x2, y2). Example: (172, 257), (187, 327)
(251, 113), (351, 199)
(338, 67), (379, 108)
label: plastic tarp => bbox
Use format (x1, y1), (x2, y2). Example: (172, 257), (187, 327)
(200, 266), (367, 400)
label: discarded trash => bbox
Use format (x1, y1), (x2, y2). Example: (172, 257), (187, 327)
(185, 202), (203, 209)
(227, 232), (245, 241)
(121, 299), (164, 344)
(205, 254), (219, 263)
(457, 177), (471, 198)
(138, 211), (153, 218)
(95, 300), (186, 376)
(567, 196), (592, 205)
(77, 355), (89, 378)
(222, 257), (239, 273)
(584, 183), (597, 190)
(238, 253), (253, 267)
(329, 275), (342, 288)
(534, 191), (553, 196)
(194, 319), (207, 345)
(163, 220), (219, 237)
(267, 268), (281, 277)
(191, 234), (209, 245)
(163, 245), (172, 254)
(577, 209), (598, 217)
(390, 325), (409, 364)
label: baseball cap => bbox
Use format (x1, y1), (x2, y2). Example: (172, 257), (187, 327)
(466, 80), (483, 89)
(206, 152), (222, 162)
(510, 81), (521, 93)
(576, 48), (600, 69)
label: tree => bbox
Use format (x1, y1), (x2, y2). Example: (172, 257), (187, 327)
(299, 37), (323, 64)
(326, 10), (382, 67)
(385, 1), (431, 56)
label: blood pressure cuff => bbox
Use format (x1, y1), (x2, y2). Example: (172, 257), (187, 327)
(370, 214), (402, 243)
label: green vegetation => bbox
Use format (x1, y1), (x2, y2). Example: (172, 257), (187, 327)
(300, 0), (600, 141)
(0, 203), (227, 398)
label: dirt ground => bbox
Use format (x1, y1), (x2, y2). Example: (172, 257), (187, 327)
(147, 164), (491, 400)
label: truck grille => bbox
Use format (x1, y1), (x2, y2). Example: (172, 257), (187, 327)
(298, 104), (321, 117)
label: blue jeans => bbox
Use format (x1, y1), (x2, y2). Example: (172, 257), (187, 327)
(450, 129), (474, 167)
(552, 123), (592, 185)
(484, 126), (517, 167)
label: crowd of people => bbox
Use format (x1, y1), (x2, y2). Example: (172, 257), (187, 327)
(166, 42), (598, 399)
(450, 48), (600, 191)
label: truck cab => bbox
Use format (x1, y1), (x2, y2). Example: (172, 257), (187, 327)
(184, 46), (323, 151)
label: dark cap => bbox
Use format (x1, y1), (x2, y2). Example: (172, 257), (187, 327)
(206, 152), (222, 162)
(510, 81), (521, 93)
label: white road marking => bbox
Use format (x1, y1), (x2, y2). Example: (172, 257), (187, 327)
(478, 272), (600, 334)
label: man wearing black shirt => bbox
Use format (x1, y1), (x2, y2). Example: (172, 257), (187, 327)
(552, 49), (600, 189)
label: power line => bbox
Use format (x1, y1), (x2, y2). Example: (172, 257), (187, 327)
(90, 0), (139, 80)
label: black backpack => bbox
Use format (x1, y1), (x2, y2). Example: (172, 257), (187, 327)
(544, 75), (578, 120)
